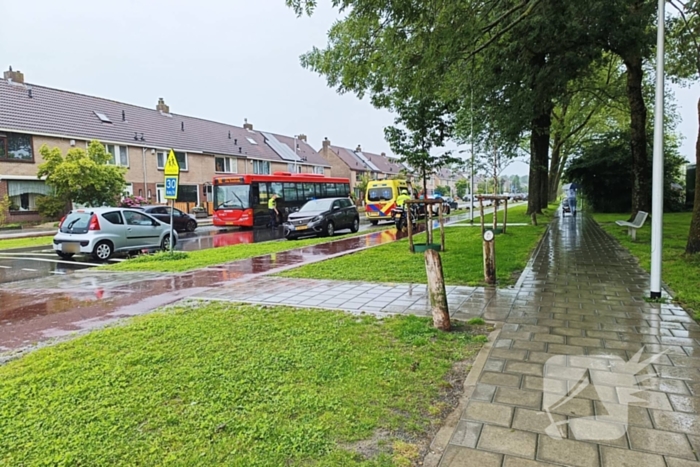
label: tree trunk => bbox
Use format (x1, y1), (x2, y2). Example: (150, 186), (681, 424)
(425, 249), (451, 331)
(527, 110), (552, 214)
(686, 97), (700, 254)
(625, 56), (651, 217)
(549, 141), (563, 202)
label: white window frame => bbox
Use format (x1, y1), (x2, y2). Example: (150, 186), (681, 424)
(123, 183), (134, 196)
(314, 166), (325, 175)
(253, 160), (271, 175)
(104, 144), (129, 167)
(215, 156), (237, 174)
(156, 150), (188, 171)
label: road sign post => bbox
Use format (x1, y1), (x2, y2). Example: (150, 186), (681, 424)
(163, 150), (180, 254)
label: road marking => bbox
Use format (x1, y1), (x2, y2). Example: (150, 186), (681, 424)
(22, 268), (38, 272)
(50, 271), (66, 275)
(0, 252), (60, 257)
(0, 256), (99, 267)
(0, 265), (10, 269)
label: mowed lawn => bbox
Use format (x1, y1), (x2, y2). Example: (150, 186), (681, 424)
(280, 204), (554, 286)
(0, 302), (484, 467)
(594, 212), (700, 318)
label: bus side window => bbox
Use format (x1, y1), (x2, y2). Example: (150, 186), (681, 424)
(317, 183), (326, 197)
(258, 183), (269, 205)
(284, 183), (299, 202)
(270, 182), (283, 199)
(343, 183), (350, 196)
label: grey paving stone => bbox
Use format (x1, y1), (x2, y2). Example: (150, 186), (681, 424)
(537, 436), (600, 467)
(665, 458), (700, 467)
(627, 426), (695, 459)
(600, 445), (665, 467)
(477, 424), (537, 459)
(494, 387), (543, 409)
(533, 333), (567, 344)
(463, 400), (513, 427)
(472, 383), (497, 402)
(505, 361), (544, 377)
(512, 407), (567, 437)
(483, 358), (505, 372)
(503, 457), (566, 467)
(449, 420), (482, 448)
(439, 445), (503, 467)
(480, 372), (522, 387)
(651, 410), (700, 435)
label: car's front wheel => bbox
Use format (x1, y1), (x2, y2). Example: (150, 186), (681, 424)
(92, 241), (113, 261)
(350, 217), (359, 233)
(185, 220), (197, 232)
(325, 221), (335, 237)
(56, 251), (74, 260)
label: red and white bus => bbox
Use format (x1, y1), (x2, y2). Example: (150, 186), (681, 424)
(213, 173), (351, 227)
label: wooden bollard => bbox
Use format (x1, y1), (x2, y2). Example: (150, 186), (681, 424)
(425, 249), (451, 331)
(483, 230), (496, 285)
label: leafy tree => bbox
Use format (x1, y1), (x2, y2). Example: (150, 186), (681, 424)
(37, 140), (126, 207)
(435, 185), (451, 196)
(355, 172), (371, 201)
(511, 175), (522, 193)
(455, 179), (468, 199)
(565, 131), (686, 212)
(0, 195), (11, 226)
(667, 0), (700, 253)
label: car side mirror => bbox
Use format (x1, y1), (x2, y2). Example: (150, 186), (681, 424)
(333, 205), (339, 211)
(152, 221), (160, 227)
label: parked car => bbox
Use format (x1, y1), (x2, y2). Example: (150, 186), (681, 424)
(135, 205), (198, 232)
(443, 197), (459, 210)
(53, 207), (178, 261)
(284, 197), (360, 240)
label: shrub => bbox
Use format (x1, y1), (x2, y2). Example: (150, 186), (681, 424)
(35, 194), (68, 220)
(119, 195), (147, 208)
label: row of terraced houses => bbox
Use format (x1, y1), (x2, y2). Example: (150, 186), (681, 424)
(0, 66), (464, 224)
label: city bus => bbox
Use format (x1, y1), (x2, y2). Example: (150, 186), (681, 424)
(213, 173), (351, 227)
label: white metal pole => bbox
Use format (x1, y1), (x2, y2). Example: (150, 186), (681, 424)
(294, 135), (298, 173)
(650, 0), (665, 299)
(470, 87), (475, 223)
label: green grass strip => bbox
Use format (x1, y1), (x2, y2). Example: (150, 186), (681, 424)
(0, 303), (483, 466)
(0, 236), (53, 251)
(280, 204), (556, 287)
(593, 212), (700, 318)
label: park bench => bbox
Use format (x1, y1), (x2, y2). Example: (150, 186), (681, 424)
(615, 211), (648, 241)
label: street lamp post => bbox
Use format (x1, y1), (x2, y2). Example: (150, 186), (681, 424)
(650, 0), (666, 299)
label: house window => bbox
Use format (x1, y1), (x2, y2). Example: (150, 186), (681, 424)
(177, 184), (199, 203)
(314, 166), (324, 174)
(0, 133), (33, 161)
(287, 163), (302, 173)
(215, 157), (236, 173)
(7, 180), (51, 211)
(105, 144), (128, 166)
(253, 160), (270, 175)
(156, 151), (187, 171)
(123, 183), (133, 196)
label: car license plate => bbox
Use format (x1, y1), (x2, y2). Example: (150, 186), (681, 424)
(368, 212), (378, 217)
(61, 242), (80, 254)
(295, 225), (308, 231)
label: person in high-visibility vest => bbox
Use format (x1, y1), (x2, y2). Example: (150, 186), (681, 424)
(268, 194), (280, 227)
(396, 189), (411, 208)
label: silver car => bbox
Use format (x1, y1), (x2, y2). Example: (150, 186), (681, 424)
(53, 207), (178, 261)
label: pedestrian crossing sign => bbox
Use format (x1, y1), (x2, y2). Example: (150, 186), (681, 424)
(164, 149), (180, 176)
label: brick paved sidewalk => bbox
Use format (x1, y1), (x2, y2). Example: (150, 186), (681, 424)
(192, 214), (700, 466)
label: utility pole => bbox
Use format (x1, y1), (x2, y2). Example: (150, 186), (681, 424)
(470, 87), (475, 223)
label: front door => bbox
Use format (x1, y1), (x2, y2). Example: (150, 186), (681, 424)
(122, 210), (162, 249)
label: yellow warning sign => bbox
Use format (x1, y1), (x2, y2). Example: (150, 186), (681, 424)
(164, 149), (180, 176)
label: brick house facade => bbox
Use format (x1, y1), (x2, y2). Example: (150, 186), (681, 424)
(0, 67), (331, 224)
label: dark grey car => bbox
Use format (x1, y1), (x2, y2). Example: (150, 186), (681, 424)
(284, 198), (360, 240)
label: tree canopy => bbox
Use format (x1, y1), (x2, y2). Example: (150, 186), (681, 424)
(37, 140), (127, 208)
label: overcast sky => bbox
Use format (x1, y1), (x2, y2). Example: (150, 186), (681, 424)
(1, 1), (698, 177)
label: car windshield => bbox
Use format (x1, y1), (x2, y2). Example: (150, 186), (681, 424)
(299, 198), (334, 212)
(60, 212), (91, 234)
(367, 188), (393, 202)
(215, 184), (251, 209)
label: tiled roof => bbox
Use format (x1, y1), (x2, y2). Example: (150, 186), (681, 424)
(0, 78), (329, 167)
(328, 145), (403, 174)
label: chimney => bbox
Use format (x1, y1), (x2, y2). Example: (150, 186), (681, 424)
(243, 118), (253, 130)
(156, 98), (170, 113)
(297, 134), (307, 142)
(356, 144), (362, 152)
(322, 137), (331, 150)
(381, 152), (386, 157)
(4, 66), (24, 84)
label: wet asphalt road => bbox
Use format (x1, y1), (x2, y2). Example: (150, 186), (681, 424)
(0, 221), (389, 285)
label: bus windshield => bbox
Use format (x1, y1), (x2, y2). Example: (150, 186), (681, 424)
(215, 184), (251, 209)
